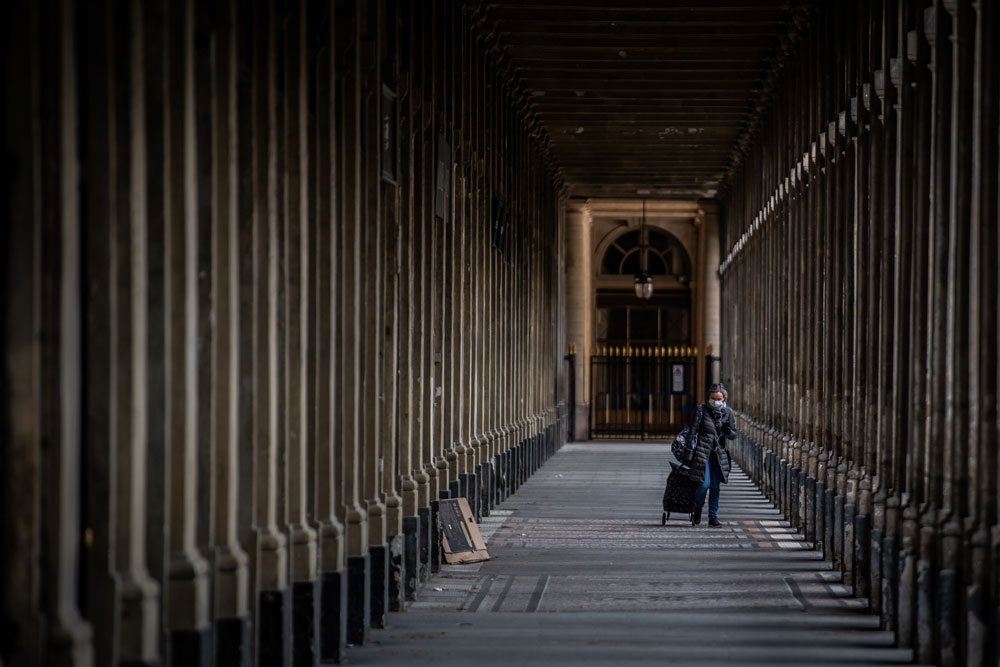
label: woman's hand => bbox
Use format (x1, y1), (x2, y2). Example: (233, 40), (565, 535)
(720, 411), (737, 439)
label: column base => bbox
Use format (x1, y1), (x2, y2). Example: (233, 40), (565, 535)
(805, 476), (817, 543)
(319, 570), (346, 664)
(369, 543), (389, 629)
(520, 439), (527, 479)
(512, 443), (521, 492)
(292, 579), (319, 665)
(852, 513), (870, 598)
(815, 481), (826, 556)
(935, 566), (959, 664)
(214, 615), (250, 667)
(523, 438), (530, 484)
(497, 453), (507, 503)
(530, 435), (538, 475)
(477, 463), (491, 517)
(915, 556), (935, 664)
(843, 503), (856, 586)
(499, 452), (509, 501)
(430, 500), (442, 574)
(418, 507), (431, 583)
(824, 488), (836, 562)
(388, 534), (405, 612)
(461, 473), (477, 520)
(258, 588), (290, 667)
(834, 493), (845, 567)
(869, 527), (883, 615)
(880, 535), (897, 632)
(168, 626), (212, 667)
(346, 554), (371, 646)
(403, 516), (420, 601)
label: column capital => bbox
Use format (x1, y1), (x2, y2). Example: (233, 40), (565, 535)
(564, 198), (592, 219)
(696, 199), (720, 218)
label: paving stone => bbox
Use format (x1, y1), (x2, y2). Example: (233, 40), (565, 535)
(350, 443), (926, 665)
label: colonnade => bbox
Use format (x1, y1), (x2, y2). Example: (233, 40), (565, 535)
(721, 1), (998, 665)
(1, 1), (567, 665)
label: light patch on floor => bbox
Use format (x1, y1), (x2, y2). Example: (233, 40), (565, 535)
(777, 540), (809, 549)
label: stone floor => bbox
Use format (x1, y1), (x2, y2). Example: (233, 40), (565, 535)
(352, 443), (921, 666)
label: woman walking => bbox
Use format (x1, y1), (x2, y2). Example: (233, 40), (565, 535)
(687, 383), (738, 526)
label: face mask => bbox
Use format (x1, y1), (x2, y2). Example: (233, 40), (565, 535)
(708, 399), (724, 409)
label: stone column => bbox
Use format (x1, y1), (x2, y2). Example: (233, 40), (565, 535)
(27, 1), (98, 663)
(556, 201), (567, 413)
(395, 2), (421, 602)
(209, 0), (250, 659)
(443, 17), (461, 501)
(456, 6), (477, 509)
(409, 5), (433, 582)
(450, 3), (473, 512)
(563, 200), (592, 441)
(489, 71), (505, 490)
(380, 0), (405, 616)
(3, 1), (43, 661)
(118, 2), (163, 662)
(76, 2), (160, 664)
(921, 7), (952, 662)
(966, 1), (999, 662)
(700, 201), (722, 397)
(940, 3), (976, 663)
(314, 2), (347, 656)
(163, 0), (211, 658)
(359, 0), (388, 633)
(887, 1), (917, 643)
(474, 43), (491, 502)
(416, 4), (437, 579)
(336, 0), (371, 645)
(490, 94), (501, 489)
(250, 1), (289, 661)
(282, 1), (319, 661)
(692, 207), (706, 403)
(381, 166), (405, 606)
(870, 9), (898, 626)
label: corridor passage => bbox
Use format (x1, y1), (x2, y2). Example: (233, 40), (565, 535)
(5, 0), (999, 664)
(355, 443), (915, 666)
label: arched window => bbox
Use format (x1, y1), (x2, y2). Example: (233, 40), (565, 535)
(600, 228), (691, 280)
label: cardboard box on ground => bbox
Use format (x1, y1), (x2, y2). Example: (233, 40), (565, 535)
(439, 498), (490, 564)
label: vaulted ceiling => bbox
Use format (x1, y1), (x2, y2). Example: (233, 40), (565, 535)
(479, 0), (801, 199)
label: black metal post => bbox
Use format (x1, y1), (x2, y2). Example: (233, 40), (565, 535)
(564, 351), (576, 440)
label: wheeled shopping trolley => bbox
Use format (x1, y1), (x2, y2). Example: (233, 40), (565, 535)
(661, 461), (696, 524)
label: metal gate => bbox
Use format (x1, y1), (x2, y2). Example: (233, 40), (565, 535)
(589, 347), (697, 440)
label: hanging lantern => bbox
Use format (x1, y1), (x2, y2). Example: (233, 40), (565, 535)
(633, 271), (653, 299)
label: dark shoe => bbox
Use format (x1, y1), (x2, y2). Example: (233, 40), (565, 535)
(692, 507), (702, 526)
(708, 517), (721, 527)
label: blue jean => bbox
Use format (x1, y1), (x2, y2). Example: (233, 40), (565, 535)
(694, 454), (722, 520)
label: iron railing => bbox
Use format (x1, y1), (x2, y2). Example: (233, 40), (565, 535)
(589, 347), (697, 439)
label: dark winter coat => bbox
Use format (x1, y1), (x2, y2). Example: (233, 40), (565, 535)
(687, 403), (737, 485)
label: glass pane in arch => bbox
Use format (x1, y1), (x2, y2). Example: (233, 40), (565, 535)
(614, 230), (640, 252)
(647, 253), (667, 275)
(620, 249), (641, 275)
(602, 246), (624, 274)
(648, 229), (673, 253)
